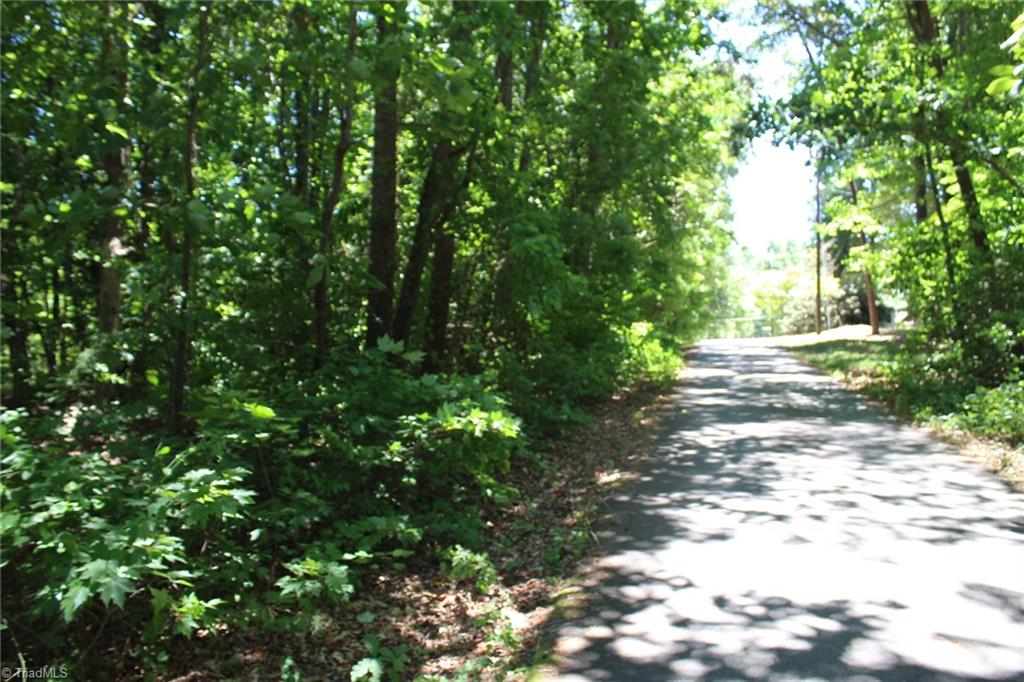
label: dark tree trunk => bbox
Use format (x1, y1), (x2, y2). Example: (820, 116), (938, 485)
(495, 52), (513, 111)
(312, 3), (358, 370)
(4, 278), (32, 407)
(425, 230), (455, 372)
(849, 181), (880, 335)
(171, 5), (210, 436)
(68, 252), (87, 349)
(913, 154), (928, 223)
(925, 142), (964, 339)
(391, 139), (461, 343)
(54, 265), (66, 368)
(950, 147), (988, 253)
(365, 2), (404, 348)
(407, 3), (476, 364)
(518, 2), (548, 173)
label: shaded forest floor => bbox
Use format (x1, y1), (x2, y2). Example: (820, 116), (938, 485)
(155, 382), (671, 681)
(782, 326), (1024, 491)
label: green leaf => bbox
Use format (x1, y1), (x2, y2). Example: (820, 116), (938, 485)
(305, 263), (325, 289)
(1001, 25), (1024, 50)
(986, 76), (1020, 97)
(356, 611), (375, 624)
(253, 184), (276, 202)
(401, 350), (425, 364)
(187, 198), (209, 228)
(99, 574), (133, 608)
(376, 336), (404, 354)
(105, 122), (130, 139)
(245, 402), (276, 419)
(61, 584), (92, 622)
(350, 657), (383, 682)
(350, 57), (371, 79)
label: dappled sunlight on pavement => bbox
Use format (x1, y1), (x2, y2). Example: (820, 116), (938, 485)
(548, 341), (1024, 681)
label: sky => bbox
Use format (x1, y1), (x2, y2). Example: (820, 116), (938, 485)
(711, 4), (816, 254)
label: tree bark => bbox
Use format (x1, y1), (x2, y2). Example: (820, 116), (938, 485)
(849, 181), (879, 335)
(925, 141), (963, 338)
(814, 159), (822, 335)
(518, 2), (548, 174)
(170, 5), (210, 436)
(98, 2), (130, 335)
(391, 3), (474, 349)
(291, 7), (311, 202)
(425, 228), (455, 372)
(3, 275), (32, 406)
(949, 145), (989, 253)
(391, 139), (462, 343)
(365, 2), (404, 348)
(312, 3), (358, 370)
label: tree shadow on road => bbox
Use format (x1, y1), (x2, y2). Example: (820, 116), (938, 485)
(545, 344), (1024, 681)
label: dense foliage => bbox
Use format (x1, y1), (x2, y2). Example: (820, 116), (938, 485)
(769, 1), (1023, 428)
(0, 0), (743, 672)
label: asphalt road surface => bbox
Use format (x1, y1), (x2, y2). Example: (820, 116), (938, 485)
(550, 340), (1024, 681)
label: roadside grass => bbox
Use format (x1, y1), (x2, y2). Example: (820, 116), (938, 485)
(786, 331), (1024, 490)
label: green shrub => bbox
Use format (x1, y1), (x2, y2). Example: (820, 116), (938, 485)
(441, 544), (499, 592)
(953, 380), (1024, 443)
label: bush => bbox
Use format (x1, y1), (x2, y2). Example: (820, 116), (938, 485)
(954, 380), (1024, 443)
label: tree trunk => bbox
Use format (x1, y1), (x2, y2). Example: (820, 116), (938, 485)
(849, 181), (880, 335)
(863, 267), (880, 335)
(495, 50), (513, 111)
(425, 229), (455, 372)
(291, 6), (311, 202)
(312, 3), (358, 370)
(391, 2), (474, 348)
(391, 139), (461, 343)
(925, 141), (963, 339)
(949, 145), (988, 253)
(518, 2), (548, 174)
(365, 2), (404, 348)
(906, 0), (990, 256)
(171, 5), (210, 436)
(814, 153), (822, 335)
(98, 2), (129, 335)
(3, 276), (32, 406)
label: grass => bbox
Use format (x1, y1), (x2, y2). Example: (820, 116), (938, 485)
(790, 338), (900, 379)
(786, 330), (1024, 490)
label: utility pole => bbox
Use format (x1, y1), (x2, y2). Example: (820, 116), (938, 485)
(815, 149), (823, 335)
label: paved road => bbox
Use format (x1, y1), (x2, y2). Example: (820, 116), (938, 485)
(551, 340), (1024, 681)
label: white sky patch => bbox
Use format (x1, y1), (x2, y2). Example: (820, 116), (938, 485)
(711, 1), (816, 255)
